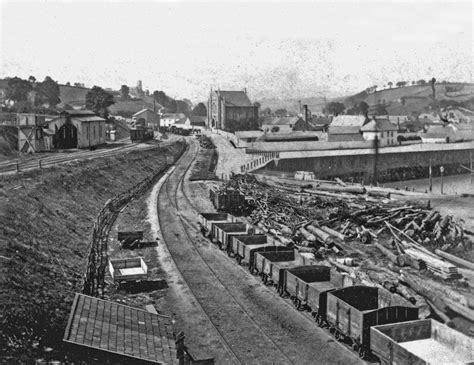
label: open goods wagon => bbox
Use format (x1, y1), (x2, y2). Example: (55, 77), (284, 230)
(230, 234), (279, 266)
(370, 319), (473, 365)
(326, 286), (419, 359)
(209, 187), (246, 214)
(283, 265), (346, 316)
(197, 212), (236, 237)
(254, 249), (314, 289)
(211, 222), (250, 251)
(130, 126), (154, 142)
(108, 257), (148, 284)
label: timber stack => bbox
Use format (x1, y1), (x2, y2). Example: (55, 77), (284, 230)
(214, 174), (474, 332)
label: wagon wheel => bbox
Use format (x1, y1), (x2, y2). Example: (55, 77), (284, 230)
(263, 275), (268, 285)
(358, 348), (367, 359)
(227, 250), (232, 257)
(248, 266), (254, 274)
(218, 242), (223, 250)
(335, 331), (341, 341)
(352, 342), (359, 352)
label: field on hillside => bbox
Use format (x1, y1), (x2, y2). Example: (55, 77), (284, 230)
(109, 96), (156, 115)
(345, 82), (474, 115)
(0, 141), (185, 363)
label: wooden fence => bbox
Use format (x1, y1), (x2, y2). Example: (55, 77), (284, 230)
(82, 142), (185, 297)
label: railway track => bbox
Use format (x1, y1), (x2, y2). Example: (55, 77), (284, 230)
(0, 142), (155, 174)
(157, 138), (362, 364)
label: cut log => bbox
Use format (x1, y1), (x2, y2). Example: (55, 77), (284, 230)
(434, 249), (474, 271)
(299, 227), (316, 242)
(320, 226), (346, 241)
(335, 178), (347, 187)
(306, 225), (333, 244)
(374, 242), (406, 267)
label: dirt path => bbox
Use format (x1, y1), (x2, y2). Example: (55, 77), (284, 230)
(155, 138), (363, 364)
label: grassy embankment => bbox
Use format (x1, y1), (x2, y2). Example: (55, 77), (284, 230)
(0, 140), (184, 363)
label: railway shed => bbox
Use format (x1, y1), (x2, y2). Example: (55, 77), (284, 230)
(64, 293), (179, 364)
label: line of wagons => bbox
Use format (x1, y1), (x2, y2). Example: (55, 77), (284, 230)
(198, 212), (473, 364)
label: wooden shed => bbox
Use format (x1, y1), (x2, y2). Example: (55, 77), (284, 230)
(63, 293), (179, 364)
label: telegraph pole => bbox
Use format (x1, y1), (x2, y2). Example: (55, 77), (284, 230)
(440, 166), (444, 194)
(429, 158), (432, 192)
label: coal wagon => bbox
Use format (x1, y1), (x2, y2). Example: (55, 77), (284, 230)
(326, 286), (418, 359)
(197, 212), (236, 237)
(230, 234), (280, 267)
(211, 222), (250, 251)
(130, 126), (154, 142)
(108, 257), (148, 284)
(254, 249), (313, 289)
(370, 319), (473, 365)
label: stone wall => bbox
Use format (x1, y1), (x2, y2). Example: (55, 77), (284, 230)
(258, 147), (474, 183)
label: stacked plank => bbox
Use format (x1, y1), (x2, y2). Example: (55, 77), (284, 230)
(404, 248), (460, 280)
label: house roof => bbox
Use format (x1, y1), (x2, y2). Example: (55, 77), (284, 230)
(132, 108), (157, 117)
(189, 115), (206, 126)
(60, 110), (96, 116)
(74, 116), (106, 123)
(331, 115), (368, 127)
(217, 90), (253, 107)
(64, 293), (177, 364)
(310, 116), (332, 126)
(328, 133), (365, 142)
(174, 117), (189, 125)
(162, 113), (185, 120)
(328, 125), (361, 135)
(235, 130), (264, 139)
(258, 131), (323, 141)
(261, 116), (302, 126)
(360, 118), (398, 132)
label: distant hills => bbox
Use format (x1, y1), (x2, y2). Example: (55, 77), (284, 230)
(259, 82), (474, 116)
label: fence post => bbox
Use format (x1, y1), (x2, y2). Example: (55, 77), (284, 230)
(38, 159), (42, 169)
(16, 161), (20, 173)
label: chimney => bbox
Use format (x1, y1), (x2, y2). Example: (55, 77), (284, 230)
(303, 104), (308, 122)
(244, 87), (247, 94)
(298, 100), (302, 114)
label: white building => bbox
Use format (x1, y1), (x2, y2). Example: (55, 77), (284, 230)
(360, 118), (398, 146)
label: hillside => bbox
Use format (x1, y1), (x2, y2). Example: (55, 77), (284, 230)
(0, 141), (185, 363)
(259, 96), (326, 114)
(343, 82), (474, 115)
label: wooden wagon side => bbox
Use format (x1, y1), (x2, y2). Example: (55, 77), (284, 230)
(371, 319), (474, 365)
(326, 286), (418, 359)
(254, 250), (295, 284)
(211, 222), (248, 250)
(108, 257), (148, 284)
(198, 213), (235, 236)
(231, 234), (269, 263)
(251, 247), (295, 276)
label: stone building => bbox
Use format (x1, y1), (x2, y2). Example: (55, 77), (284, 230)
(207, 89), (259, 131)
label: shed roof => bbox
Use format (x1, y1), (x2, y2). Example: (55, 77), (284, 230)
(328, 125), (361, 135)
(331, 115), (368, 127)
(174, 117), (188, 125)
(235, 130), (264, 139)
(189, 115), (206, 126)
(64, 293), (177, 364)
(261, 116), (301, 126)
(258, 131), (323, 141)
(360, 118), (397, 132)
(162, 113), (185, 120)
(217, 90), (253, 107)
(60, 110), (96, 116)
(73, 116), (106, 123)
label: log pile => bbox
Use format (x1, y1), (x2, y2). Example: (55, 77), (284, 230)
(217, 174), (474, 326)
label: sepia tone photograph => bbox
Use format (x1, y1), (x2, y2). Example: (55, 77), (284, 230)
(0, 0), (473, 364)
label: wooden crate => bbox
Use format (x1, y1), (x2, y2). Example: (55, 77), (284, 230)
(109, 257), (148, 283)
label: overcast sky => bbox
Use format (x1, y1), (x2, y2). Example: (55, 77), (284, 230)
(1, 0), (472, 102)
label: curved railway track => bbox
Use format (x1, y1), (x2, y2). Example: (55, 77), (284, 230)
(0, 142), (164, 174)
(157, 138), (362, 364)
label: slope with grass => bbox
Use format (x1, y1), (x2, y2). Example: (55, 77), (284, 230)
(0, 140), (185, 363)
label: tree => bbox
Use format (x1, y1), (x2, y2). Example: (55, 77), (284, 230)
(85, 86), (115, 118)
(271, 126), (280, 133)
(375, 103), (388, 115)
(120, 85), (130, 100)
(5, 77), (33, 102)
(388, 82), (393, 89)
(176, 100), (190, 116)
(145, 89), (150, 97)
(66, 81), (71, 86)
(192, 102), (207, 116)
(262, 107), (272, 116)
(274, 108), (288, 117)
(36, 76), (61, 107)
(323, 102), (345, 116)
(417, 79), (426, 85)
(396, 81), (407, 88)
(358, 101), (369, 116)
(28, 76), (36, 84)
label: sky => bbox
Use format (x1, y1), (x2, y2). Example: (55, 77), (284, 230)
(0, 0), (472, 103)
